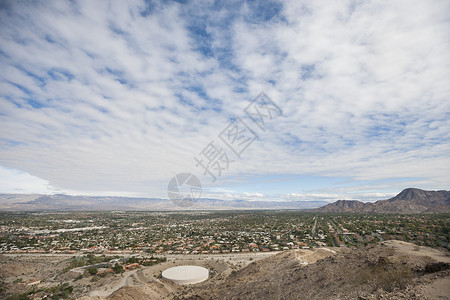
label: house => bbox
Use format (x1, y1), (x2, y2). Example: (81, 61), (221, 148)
(98, 269), (114, 275)
(124, 263), (139, 270)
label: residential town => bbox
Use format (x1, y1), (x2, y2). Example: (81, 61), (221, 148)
(1, 211), (448, 255)
(0, 211), (449, 299)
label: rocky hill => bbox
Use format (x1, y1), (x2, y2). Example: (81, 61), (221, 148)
(72, 241), (450, 300)
(5, 241), (448, 300)
(316, 188), (450, 213)
(315, 199), (368, 212)
(182, 241), (450, 300)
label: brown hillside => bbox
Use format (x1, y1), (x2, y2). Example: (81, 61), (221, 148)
(316, 188), (450, 213)
(182, 241), (450, 300)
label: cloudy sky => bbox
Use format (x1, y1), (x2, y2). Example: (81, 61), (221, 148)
(0, 0), (449, 203)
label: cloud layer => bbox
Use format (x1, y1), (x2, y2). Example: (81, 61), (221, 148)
(0, 0), (449, 201)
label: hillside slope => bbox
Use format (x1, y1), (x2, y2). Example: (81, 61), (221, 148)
(316, 188), (450, 213)
(72, 241), (450, 300)
(183, 241), (450, 300)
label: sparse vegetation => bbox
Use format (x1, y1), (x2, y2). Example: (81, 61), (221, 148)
(7, 282), (74, 300)
(359, 257), (413, 292)
(12, 278), (23, 284)
(113, 263), (123, 273)
(74, 274), (83, 281)
(87, 266), (98, 275)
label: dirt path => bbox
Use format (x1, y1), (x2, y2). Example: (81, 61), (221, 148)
(89, 269), (140, 298)
(420, 276), (450, 299)
(381, 240), (450, 263)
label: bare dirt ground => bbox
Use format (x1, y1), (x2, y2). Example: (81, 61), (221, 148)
(77, 248), (338, 299)
(0, 251), (279, 299)
(0, 254), (74, 299)
(182, 240), (450, 300)
(85, 252), (280, 299)
(1, 242), (449, 300)
(381, 240), (450, 263)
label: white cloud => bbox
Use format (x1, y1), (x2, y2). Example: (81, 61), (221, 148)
(0, 0), (448, 201)
(0, 166), (50, 194)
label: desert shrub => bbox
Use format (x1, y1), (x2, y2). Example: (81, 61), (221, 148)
(74, 274), (83, 281)
(87, 266), (98, 275)
(359, 258), (413, 292)
(7, 294), (30, 300)
(13, 278), (23, 284)
(113, 263), (123, 273)
(376, 265), (412, 291)
(98, 271), (108, 278)
(0, 280), (5, 294)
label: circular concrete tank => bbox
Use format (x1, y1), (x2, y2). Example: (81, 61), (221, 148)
(162, 265), (209, 285)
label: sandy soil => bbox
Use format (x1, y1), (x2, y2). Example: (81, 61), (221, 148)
(184, 240), (450, 300)
(0, 251), (281, 299)
(1, 242), (449, 300)
(381, 240), (450, 264)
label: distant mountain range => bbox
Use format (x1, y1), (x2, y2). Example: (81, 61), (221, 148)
(316, 188), (450, 213)
(0, 188), (448, 212)
(0, 194), (327, 211)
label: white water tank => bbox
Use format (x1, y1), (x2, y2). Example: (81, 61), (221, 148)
(162, 265), (209, 285)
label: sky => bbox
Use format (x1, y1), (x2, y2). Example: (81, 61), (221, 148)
(0, 0), (449, 203)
